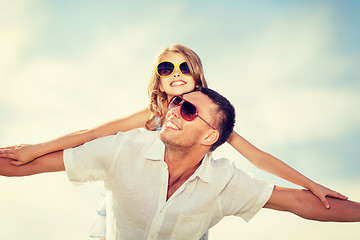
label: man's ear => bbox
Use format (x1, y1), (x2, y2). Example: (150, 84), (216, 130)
(201, 130), (219, 147)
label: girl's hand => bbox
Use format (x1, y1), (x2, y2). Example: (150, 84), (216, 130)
(0, 144), (40, 166)
(310, 182), (348, 209)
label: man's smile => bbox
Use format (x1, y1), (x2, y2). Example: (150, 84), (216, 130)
(164, 119), (181, 130)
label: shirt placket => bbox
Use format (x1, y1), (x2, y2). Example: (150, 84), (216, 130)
(147, 161), (169, 240)
(147, 163), (200, 240)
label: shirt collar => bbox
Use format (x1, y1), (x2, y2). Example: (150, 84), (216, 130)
(144, 136), (165, 161)
(192, 152), (214, 183)
(144, 137), (214, 183)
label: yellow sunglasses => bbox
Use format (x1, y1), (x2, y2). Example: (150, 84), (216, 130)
(156, 61), (192, 77)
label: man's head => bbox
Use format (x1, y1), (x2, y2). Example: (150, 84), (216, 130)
(160, 88), (235, 152)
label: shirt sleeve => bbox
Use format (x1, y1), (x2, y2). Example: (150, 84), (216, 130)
(220, 166), (274, 222)
(63, 133), (123, 184)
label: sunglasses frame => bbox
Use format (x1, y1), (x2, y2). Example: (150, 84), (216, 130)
(156, 61), (192, 77)
(168, 96), (217, 130)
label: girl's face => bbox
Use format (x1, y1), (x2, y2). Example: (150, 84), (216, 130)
(158, 53), (196, 100)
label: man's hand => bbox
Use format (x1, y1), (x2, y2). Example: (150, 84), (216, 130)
(0, 157), (26, 177)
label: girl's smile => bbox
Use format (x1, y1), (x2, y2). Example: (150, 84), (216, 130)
(170, 80), (187, 87)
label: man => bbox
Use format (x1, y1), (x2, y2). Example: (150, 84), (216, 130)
(1, 88), (360, 240)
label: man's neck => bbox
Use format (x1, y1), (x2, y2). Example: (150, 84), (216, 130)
(164, 146), (206, 200)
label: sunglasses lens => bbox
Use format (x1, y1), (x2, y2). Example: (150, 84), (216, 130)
(179, 62), (191, 76)
(157, 62), (174, 76)
(168, 96), (182, 109)
(181, 101), (197, 121)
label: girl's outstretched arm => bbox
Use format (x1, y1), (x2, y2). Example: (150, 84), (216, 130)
(227, 131), (348, 208)
(0, 108), (151, 167)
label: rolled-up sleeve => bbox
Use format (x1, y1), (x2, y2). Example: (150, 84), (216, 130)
(220, 166), (274, 222)
(63, 133), (123, 184)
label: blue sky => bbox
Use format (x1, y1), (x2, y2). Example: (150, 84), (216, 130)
(1, 0), (359, 239)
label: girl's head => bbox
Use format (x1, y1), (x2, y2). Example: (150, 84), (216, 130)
(146, 44), (208, 130)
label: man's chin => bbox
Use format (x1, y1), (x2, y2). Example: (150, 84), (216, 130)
(159, 130), (178, 146)
(159, 129), (171, 141)
(158, 129), (168, 142)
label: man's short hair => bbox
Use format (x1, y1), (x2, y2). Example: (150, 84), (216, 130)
(200, 88), (235, 151)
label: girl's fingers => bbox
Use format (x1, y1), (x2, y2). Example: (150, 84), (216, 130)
(328, 191), (348, 200)
(0, 145), (17, 150)
(320, 196), (330, 209)
(0, 150), (15, 158)
(319, 191), (349, 209)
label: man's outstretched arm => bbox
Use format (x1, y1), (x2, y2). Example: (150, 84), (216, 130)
(264, 186), (360, 222)
(0, 151), (65, 177)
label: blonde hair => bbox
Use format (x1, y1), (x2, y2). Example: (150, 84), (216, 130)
(145, 44), (208, 130)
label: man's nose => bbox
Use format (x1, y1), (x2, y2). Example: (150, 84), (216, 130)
(170, 105), (181, 118)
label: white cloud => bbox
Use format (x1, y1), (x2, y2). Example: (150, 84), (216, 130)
(208, 6), (360, 146)
(0, 0), (48, 80)
(0, 174), (102, 240)
(1, 22), (158, 144)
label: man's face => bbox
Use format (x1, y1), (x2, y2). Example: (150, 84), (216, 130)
(159, 91), (217, 150)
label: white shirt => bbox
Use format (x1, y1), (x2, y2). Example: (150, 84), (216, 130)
(64, 129), (274, 240)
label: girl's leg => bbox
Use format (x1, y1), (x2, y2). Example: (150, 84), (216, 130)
(89, 184), (106, 239)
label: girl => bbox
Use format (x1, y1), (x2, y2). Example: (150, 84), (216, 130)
(0, 44), (347, 239)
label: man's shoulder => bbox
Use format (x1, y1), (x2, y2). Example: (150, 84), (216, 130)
(209, 156), (253, 180)
(117, 128), (159, 138)
(205, 155), (237, 180)
(210, 156), (234, 170)
(115, 128), (159, 142)
(113, 128), (163, 161)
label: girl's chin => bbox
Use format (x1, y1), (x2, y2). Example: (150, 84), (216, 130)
(167, 87), (194, 96)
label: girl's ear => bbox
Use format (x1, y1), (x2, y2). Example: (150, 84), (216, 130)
(201, 130), (219, 148)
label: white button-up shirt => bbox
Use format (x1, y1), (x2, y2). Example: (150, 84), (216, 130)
(64, 129), (273, 240)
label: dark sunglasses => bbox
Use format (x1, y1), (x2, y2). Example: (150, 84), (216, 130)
(168, 96), (216, 130)
(156, 61), (191, 77)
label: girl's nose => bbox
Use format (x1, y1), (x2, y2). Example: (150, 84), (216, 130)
(173, 66), (181, 77)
